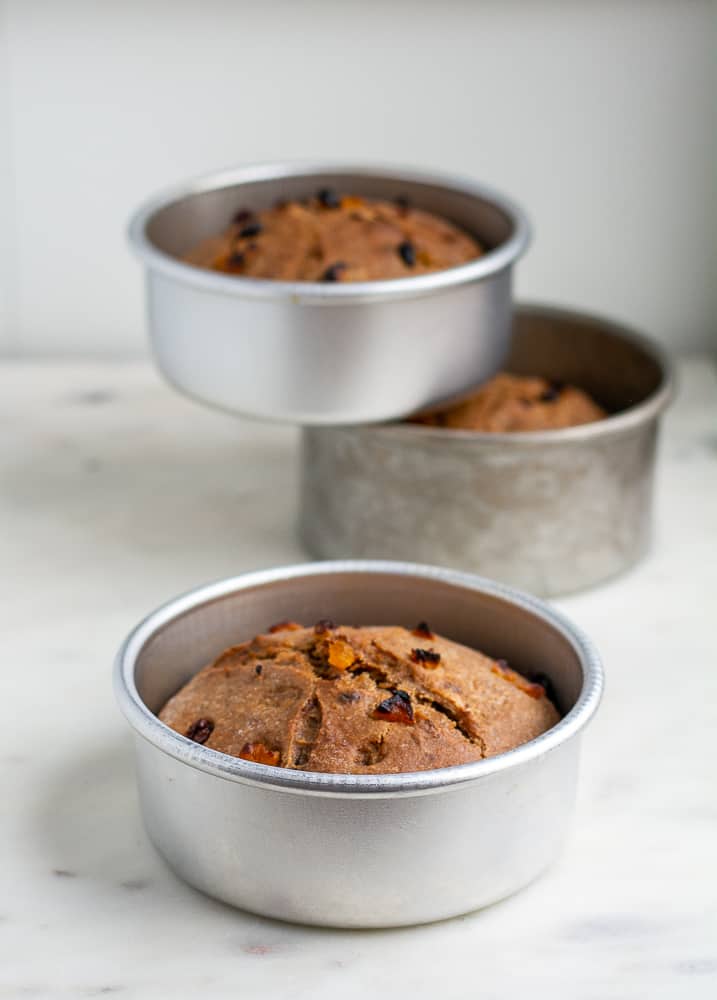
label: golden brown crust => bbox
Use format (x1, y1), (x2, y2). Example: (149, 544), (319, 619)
(182, 194), (482, 282)
(158, 624), (560, 774)
(414, 373), (606, 432)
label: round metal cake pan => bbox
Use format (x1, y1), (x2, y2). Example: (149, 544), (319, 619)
(115, 561), (602, 928)
(300, 306), (673, 597)
(128, 162), (530, 425)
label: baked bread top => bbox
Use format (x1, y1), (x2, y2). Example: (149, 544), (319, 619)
(158, 621), (560, 774)
(414, 373), (606, 432)
(182, 191), (482, 282)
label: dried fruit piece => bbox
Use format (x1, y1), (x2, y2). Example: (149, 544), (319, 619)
(394, 195), (411, 215)
(410, 648), (441, 667)
(491, 659), (514, 684)
(531, 672), (557, 704)
(232, 209), (254, 225)
(185, 718), (214, 744)
(340, 195), (365, 211)
(539, 382), (563, 403)
(314, 619), (336, 635)
(412, 621), (434, 640)
(238, 222), (263, 239)
(321, 262), (347, 282)
(491, 660), (545, 699)
(317, 187), (340, 209)
(372, 690), (415, 725)
(239, 742), (281, 766)
(522, 681), (545, 699)
(327, 638), (358, 671)
(255, 664), (263, 676)
(267, 620), (303, 633)
(226, 251), (245, 269)
(398, 241), (416, 267)
(520, 681), (546, 699)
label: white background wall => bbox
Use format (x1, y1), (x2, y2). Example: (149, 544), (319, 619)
(0, 0), (714, 358)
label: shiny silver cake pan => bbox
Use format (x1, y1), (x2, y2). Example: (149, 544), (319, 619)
(127, 162), (530, 425)
(115, 561), (603, 928)
(300, 306), (673, 597)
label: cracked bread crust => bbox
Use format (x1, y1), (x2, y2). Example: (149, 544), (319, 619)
(158, 624), (560, 774)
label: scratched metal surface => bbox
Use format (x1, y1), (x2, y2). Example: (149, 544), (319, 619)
(300, 305), (673, 596)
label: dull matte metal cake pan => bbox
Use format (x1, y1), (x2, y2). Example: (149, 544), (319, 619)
(300, 306), (673, 597)
(115, 561), (602, 928)
(127, 162), (530, 425)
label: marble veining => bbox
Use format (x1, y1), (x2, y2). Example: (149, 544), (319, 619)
(0, 359), (715, 998)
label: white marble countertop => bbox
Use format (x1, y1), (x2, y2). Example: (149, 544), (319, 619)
(2, 358), (716, 999)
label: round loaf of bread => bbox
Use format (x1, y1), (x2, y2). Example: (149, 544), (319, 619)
(414, 373), (606, 432)
(158, 622), (560, 774)
(183, 192), (482, 282)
